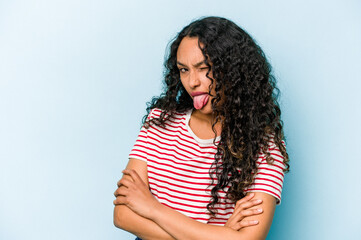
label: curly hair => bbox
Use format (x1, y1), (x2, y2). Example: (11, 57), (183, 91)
(143, 16), (290, 216)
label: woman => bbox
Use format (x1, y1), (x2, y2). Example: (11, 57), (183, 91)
(113, 16), (289, 240)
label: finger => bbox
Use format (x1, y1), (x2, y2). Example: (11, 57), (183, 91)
(121, 169), (134, 181)
(118, 178), (133, 188)
(235, 193), (255, 208)
(238, 199), (263, 210)
(131, 169), (143, 183)
(114, 187), (128, 197)
(113, 196), (127, 205)
(122, 169), (143, 184)
(117, 179), (123, 187)
(237, 220), (259, 229)
(240, 208), (263, 217)
(230, 206), (262, 223)
(233, 199), (263, 219)
(228, 222), (241, 231)
(234, 194), (255, 211)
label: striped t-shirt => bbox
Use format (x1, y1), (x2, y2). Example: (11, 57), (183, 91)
(129, 108), (286, 225)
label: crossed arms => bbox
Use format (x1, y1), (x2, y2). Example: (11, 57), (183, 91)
(113, 158), (277, 240)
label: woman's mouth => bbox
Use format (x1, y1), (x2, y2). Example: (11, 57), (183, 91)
(192, 93), (209, 109)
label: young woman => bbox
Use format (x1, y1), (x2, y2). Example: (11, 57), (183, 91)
(113, 16), (289, 240)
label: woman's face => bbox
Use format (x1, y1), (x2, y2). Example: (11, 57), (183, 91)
(176, 36), (216, 115)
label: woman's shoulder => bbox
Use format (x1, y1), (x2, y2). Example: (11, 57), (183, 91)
(257, 136), (287, 170)
(148, 107), (189, 120)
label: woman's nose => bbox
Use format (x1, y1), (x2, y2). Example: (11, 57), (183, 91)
(189, 70), (200, 89)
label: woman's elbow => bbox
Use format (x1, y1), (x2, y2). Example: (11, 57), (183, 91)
(113, 205), (127, 229)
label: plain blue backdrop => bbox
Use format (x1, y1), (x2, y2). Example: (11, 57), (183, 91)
(1, 0), (360, 239)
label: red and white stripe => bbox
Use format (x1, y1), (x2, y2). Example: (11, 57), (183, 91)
(129, 108), (286, 225)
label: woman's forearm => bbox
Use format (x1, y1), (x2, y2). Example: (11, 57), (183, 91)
(149, 192), (275, 240)
(116, 169), (274, 240)
(150, 203), (245, 240)
(114, 205), (176, 240)
(114, 159), (175, 239)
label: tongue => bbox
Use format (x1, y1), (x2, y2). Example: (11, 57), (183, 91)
(193, 94), (209, 109)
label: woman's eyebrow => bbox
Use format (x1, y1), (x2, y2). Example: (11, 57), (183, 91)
(177, 60), (206, 67)
(176, 61), (186, 67)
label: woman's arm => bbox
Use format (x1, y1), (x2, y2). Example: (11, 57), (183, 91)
(113, 159), (264, 239)
(113, 158), (176, 240)
(151, 192), (276, 240)
(118, 169), (277, 240)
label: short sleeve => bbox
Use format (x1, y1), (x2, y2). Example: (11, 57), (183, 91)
(128, 109), (155, 162)
(244, 141), (286, 205)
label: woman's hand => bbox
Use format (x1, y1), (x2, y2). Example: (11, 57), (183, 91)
(114, 169), (263, 230)
(224, 193), (263, 231)
(113, 169), (160, 219)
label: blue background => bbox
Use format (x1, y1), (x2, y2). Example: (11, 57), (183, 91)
(1, 0), (360, 239)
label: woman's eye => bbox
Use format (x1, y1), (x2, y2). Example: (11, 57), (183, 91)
(179, 68), (188, 73)
(200, 67), (209, 71)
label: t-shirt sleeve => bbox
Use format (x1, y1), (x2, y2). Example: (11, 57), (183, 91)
(244, 140), (287, 205)
(128, 109), (155, 162)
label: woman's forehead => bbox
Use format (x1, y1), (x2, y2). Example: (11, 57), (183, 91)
(177, 37), (207, 65)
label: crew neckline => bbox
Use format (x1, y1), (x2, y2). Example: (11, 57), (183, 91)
(185, 108), (221, 145)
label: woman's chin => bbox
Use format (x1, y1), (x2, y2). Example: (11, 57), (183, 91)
(194, 105), (213, 116)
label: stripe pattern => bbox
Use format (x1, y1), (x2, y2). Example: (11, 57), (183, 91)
(129, 108), (286, 225)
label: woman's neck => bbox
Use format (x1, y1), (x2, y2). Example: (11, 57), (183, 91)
(191, 109), (223, 135)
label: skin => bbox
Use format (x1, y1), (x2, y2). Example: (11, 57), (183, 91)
(113, 36), (278, 239)
(113, 159), (263, 240)
(116, 169), (276, 240)
(114, 159), (176, 240)
(177, 37), (221, 137)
